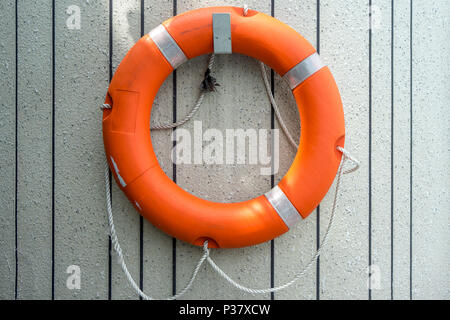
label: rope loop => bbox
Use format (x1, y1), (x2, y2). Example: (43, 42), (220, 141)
(104, 145), (358, 299)
(337, 146), (360, 174)
(196, 146), (354, 295)
(105, 159), (212, 300)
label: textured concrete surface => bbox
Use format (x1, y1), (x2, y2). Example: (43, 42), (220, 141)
(16, 1), (53, 299)
(411, 0), (449, 300)
(392, 0), (412, 299)
(0, 0), (16, 301)
(0, 0), (448, 300)
(371, 0), (392, 300)
(53, 0), (109, 299)
(319, 0), (370, 300)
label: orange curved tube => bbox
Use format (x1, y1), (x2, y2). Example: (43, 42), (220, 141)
(102, 6), (344, 248)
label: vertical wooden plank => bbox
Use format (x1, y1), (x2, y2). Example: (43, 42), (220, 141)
(412, 0), (449, 300)
(319, 0), (370, 299)
(273, 0), (317, 300)
(0, 0), (16, 300)
(175, 0), (272, 299)
(144, 0), (174, 298)
(54, 0), (109, 299)
(16, 0), (53, 299)
(371, 0), (392, 300)
(110, 0), (141, 300)
(392, 0), (412, 300)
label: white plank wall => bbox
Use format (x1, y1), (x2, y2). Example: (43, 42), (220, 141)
(412, 0), (449, 300)
(273, 0), (316, 300)
(392, 0), (412, 299)
(371, 0), (393, 300)
(0, 0), (16, 300)
(53, 0), (110, 299)
(0, 0), (448, 300)
(16, 1), (53, 299)
(319, 0), (370, 300)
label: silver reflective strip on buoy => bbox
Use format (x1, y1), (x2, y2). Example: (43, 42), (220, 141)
(264, 185), (302, 228)
(110, 156), (127, 188)
(149, 24), (187, 69)
(134, 201), (142, 211)
(213, 13), (232, 54)
(283, 52), (325, 90)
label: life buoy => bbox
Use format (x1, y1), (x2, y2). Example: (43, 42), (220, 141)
(102, 6), (345, 248)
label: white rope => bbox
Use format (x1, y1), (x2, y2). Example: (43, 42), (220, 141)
(104, 146), (357, 298)
(101, 7), (360, 297)
(337, 145), (360, 174)
(105, 158), (210, 300)
(150, 93), (205, 130)
(259, 62), (360, 175)
(205, 148), (354, 294)
(101, 55), (215, 131)
(150, 54), (216, 130)
(259, 62), (299, 149)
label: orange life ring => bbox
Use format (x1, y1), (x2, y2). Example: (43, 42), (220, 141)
(102, 6), (345, 248)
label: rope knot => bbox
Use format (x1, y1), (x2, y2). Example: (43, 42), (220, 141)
(201, 68), (220, 92)
(337, 146), (360, 174)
